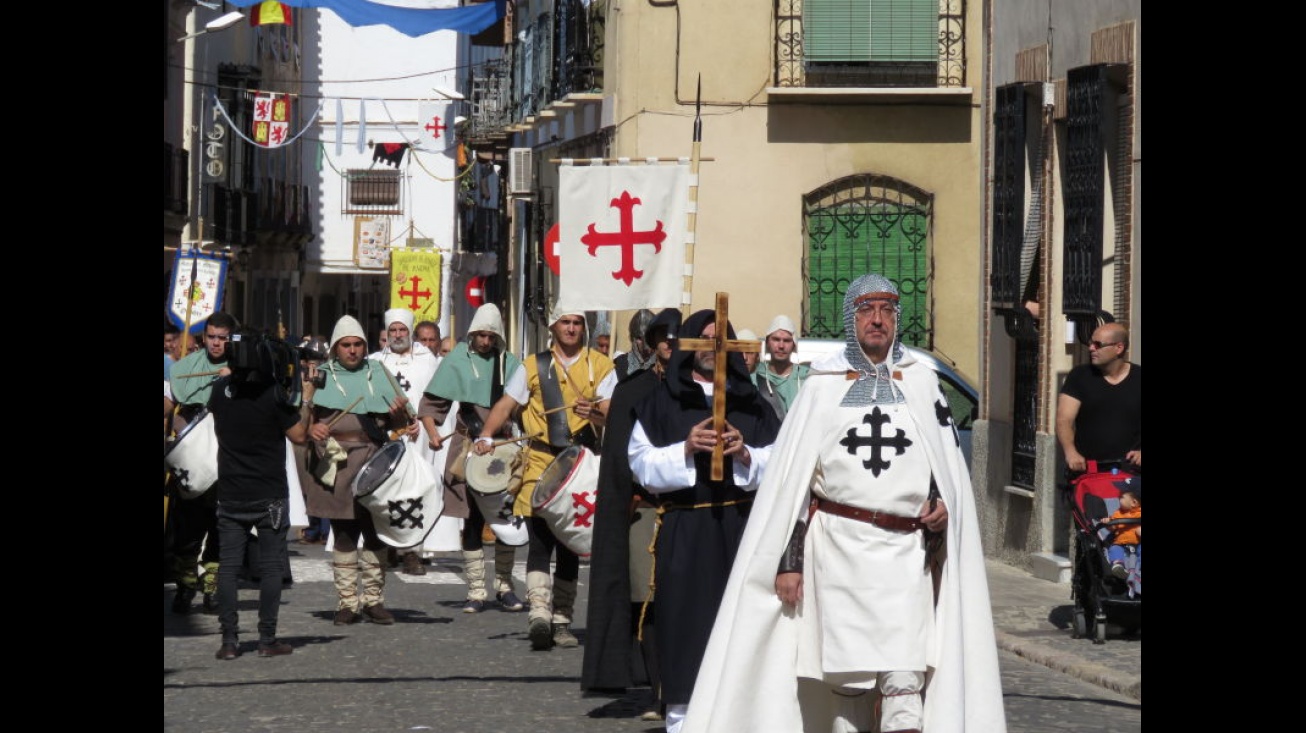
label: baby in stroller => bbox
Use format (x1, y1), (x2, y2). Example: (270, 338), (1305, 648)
(1099, 476), (1141, 591)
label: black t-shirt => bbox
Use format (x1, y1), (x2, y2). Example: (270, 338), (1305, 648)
(1059, 362), (1142, 461)
(208, 377), (301, 503)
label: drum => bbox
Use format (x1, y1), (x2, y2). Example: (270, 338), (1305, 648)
(164, 409), (218, 499)
(470, 488), (530, 547)
(353, 440), (445, 549)
(464, 442), (521, 496)
(530, 445), (600, 556)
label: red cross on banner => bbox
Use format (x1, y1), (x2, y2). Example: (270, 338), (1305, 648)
(557, 163), (689, 312)
(417, 101), (450, 149)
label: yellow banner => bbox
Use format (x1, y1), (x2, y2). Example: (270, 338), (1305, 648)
(390, 249), (442, 321)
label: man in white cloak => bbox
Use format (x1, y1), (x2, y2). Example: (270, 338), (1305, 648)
(681, 273), (1006, 733)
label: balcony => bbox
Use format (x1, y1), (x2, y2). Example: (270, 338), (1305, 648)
(211, 180), (313, 248)
(492, 0), (603, 133)
(770, 0), (971, 103)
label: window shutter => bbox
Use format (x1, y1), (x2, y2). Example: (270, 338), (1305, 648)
(804, 0), (938, 64)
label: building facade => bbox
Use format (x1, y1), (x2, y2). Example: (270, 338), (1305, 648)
(973, 0), (1141, 578)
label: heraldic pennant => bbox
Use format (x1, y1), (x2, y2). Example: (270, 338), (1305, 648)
(557, 162), (689, 312)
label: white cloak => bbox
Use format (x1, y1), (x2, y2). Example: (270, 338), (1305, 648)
(681, 348), (1006, 733)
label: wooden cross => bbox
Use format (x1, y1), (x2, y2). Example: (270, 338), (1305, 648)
(677, 292), (761, 481)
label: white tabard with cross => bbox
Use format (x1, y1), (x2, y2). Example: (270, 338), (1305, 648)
(677, 292), (761, 481)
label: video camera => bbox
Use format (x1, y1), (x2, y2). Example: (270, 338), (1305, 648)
(226, 331), (311, 407)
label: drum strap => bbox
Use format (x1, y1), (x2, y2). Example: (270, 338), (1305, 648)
(635, 497), (754, 641)
(536, 350), (572, 448)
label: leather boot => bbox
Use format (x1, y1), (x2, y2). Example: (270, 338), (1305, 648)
(401, 551), (427, 576)
(526, 570), (553, 650)
(551, 576), (577, 625)
(332, 549), (361, 623)
(551, 576), (579, 647)
(492, 543), (518, 595)
(358, 548), (387, 607)
(463, 548), (488, 603)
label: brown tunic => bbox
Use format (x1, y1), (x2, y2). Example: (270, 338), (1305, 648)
(302, 411), (391, 521)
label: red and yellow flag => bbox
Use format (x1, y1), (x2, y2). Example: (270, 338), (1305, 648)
(249, 1), (293, 27)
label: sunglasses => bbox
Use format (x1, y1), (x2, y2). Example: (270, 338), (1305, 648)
(1088, 340), (1120, 349)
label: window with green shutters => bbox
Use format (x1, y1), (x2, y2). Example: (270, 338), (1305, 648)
(803, 175), (933, 346)
(803, 0), (939, 63)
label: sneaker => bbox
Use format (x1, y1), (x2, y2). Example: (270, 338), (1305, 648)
(462, 599), (485, 614)
(552, 622), (579, 648)
(1111, 561), (1128, 580)
(257, 640), (294, 658)
(214, 642), (241, 661)
(640, 710), (665, 722)
(496, 591), (524, 612)
(201, 593), (218, 615)
(401, 552), (427, 576)
(171, 586), (197, 615)
(529, 617), (553, 650)
(362, 603), (396, 625)
(333, 608), (362, 626)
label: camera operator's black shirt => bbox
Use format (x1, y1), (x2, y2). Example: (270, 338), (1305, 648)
(209, 377), (301, 503)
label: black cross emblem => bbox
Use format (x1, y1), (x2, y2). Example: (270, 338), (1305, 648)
(387, 498), (425, 529)
(173, 467), (192, 490)
(935, 397), (959, 447)
(839, 407), (913, 477)
(394, 370), (412, 393)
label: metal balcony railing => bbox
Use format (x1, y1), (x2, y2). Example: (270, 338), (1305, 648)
(775, 0), (967, 88)
(504, 0), (605, 127)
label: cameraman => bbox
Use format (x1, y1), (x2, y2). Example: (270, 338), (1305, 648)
(209, 331), (311, 660)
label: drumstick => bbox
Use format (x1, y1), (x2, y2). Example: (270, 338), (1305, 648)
(324, 396), (365, 430)
(541, 396), (610, 416)
(171, 369), (224, 379)
(486, 431), (544, 449)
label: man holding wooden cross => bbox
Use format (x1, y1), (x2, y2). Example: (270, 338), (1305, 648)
(627, 300), (782, 733)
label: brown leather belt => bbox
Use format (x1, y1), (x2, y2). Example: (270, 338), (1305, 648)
(330, 431), (372, 443)
(529, 440), (565, 456)
(815, 497), (924, 533)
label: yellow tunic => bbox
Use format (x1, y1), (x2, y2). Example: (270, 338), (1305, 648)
(513, 348), (614, 516)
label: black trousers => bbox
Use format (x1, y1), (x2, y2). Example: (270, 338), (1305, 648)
(216, 498), (290, 645)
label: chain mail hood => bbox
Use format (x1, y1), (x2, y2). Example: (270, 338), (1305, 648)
(840, 273), (907, 407)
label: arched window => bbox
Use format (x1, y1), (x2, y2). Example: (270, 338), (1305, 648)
(803, 174), (933, 346)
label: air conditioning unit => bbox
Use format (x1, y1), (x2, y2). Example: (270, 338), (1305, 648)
(508, 147), (533, 196)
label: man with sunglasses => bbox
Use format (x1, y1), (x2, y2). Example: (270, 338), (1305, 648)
(1056, 323), (1142, 474)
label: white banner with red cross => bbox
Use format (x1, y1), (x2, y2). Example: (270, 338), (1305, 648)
(557, 162), (689, 311)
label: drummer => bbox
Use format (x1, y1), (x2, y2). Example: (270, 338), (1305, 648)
(369, 307), (441, 577)
(473, 305), (617, 651)
(305, 315), (417, 627)
(167, 311), (238, 616)
(419, 303), (526, 614)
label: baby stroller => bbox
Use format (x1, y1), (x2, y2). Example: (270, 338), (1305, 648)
(1065, 461), (1141, 644)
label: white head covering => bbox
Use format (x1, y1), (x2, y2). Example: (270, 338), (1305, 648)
(330, 315), (367, 351)
(765, 315), (797, 338)
(548, 304), (587, 329)
(383, 307), (415, 332)
(467, 304), (506, 347)
(736, 328), (760, 342)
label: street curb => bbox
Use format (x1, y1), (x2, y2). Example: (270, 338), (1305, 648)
(994, 631), (1142, 703)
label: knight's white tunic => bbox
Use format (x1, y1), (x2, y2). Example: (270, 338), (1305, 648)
(798, 402), (935, 682)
